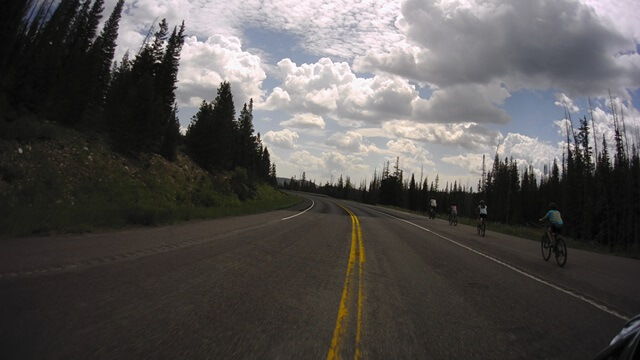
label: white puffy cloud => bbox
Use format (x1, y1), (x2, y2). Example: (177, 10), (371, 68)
(261, 87), (291, 110)
(554, 93), (581, 113)
(261, 57), (515, 125)
(326, 132), (365, 152)
(280, 113), (326, 129)
(499, 133), (562, 170)
(264, 57), (508, 125)
(321, 151), (369, 174)
(583, 95), (640, 155)
(263, 129), (299, 149)
(442, 133), (562, 179)
(290, 150), (326, 170)
(442, 153), (489, 176)
(284, 150), (369, 182)
(386, 139), (435, 170)
(178, 35), (266, 107)
(382, 121), (502, 150)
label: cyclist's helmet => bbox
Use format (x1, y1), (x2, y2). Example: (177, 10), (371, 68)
(480, 200), (485, 205)
(549, 202), (557, 210)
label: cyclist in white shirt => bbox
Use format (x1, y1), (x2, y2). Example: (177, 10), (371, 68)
(476, 200), (488, 227)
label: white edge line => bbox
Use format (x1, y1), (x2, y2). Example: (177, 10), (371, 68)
(281, 199), (315, 220)
(374, 208), (630, 322)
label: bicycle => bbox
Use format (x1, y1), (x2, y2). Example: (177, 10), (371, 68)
(541, 230), (567, 267)
(477, 218), (486, 236)
(449, 213), (458, 226)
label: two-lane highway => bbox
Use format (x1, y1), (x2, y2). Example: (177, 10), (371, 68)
(1, 193), (638, 359)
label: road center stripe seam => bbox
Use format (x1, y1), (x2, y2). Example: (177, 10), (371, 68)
(327, 205), (365, 360)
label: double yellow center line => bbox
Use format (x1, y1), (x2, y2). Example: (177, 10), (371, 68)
(327, 205), (366, 360)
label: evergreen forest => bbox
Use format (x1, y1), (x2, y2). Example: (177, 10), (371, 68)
(1, 0), (276, 194)
(284, 108), (640, 253)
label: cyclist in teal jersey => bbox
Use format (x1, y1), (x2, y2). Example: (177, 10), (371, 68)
(539, 202), (563, 246)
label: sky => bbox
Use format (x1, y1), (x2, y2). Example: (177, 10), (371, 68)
(102, 0), (640, 190)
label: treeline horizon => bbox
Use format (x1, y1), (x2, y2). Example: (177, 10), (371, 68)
(1, 0), (276, 196)
(284, 103), (640, 252)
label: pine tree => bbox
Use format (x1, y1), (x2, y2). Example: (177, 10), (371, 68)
(0, 0), (39, 91)
(237, 99), (258, 174)
(105, 18), (185, 156)
(50, 0), (107, 126)
(157, 22), (186, 160)
(159, 104), (182, 161)
(86, 0), (125, 125)
(210, 81), (237, 170)
(185, 100), (216, 170)
(104, 52), (133, 150)
(260, 147), (272, 181)
(408, 174), (418, 210)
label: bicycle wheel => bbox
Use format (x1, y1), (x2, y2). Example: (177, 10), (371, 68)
(541, 233), (551, 261)
(555, 237), (567, 267)
(481, 222), (486, 237)
(449, 215), (453, 225)
(477, 224), (481, 235)
(453, 216), (458, 226)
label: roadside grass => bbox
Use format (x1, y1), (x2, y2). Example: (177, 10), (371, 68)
(0, 117), (301, 237)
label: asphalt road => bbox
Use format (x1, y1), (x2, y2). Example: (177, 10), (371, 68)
(1, 193), (639, 359)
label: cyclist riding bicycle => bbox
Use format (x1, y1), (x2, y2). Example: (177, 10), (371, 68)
(539, 202), (563, 247)
(448, 203), (458, 217)
(476, 200), (487, 227)
(429, 197), (437, 218)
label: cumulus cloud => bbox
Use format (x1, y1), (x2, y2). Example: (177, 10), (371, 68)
(178, 35), (266, 107)
(581, 95), (640, 155)
(442, 153), (489, 176)
(355, 0), (640, 95)
(326, 132), (365, 152)
(287, 150), (369, 180)
(499, 133), (562, 170)
(263, 57), (510, 125)
(261, 87), (291, 110)
(261, 57), (515, 125)
(386, 139), (435, 169)
(290, 150), (326, 170)
(280, 113), (326, 129)
(322, 151), (369, 174)
(442, 132), (562, 179)
(554, 93), (580, 113)
(263, 129), (299, 149)
(382, 120), (502, 150)
(412, 83), (511, 124)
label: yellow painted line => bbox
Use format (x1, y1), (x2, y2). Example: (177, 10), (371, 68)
(355, 213), (365, 360)
(327, 205), (365, 360)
